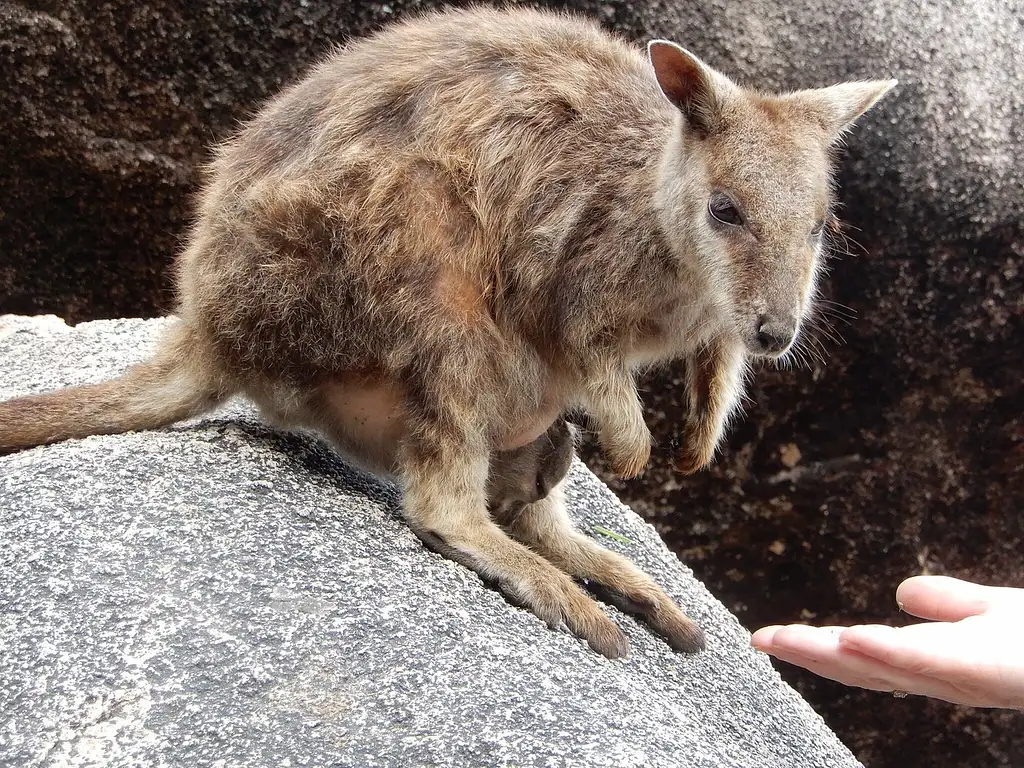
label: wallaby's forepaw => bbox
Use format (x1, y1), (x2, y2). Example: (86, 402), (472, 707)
(675, 448), (710, 475)
(602, 428), (652, 479)
(674, 425), (716, 475)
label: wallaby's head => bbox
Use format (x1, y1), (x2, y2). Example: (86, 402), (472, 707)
(647, 40), (895, 359)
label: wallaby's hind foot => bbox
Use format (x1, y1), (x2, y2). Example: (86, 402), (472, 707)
(591, 582), (706, 653)
(400, 409), (629, 658)
(485, 419), (699, 655)
(412, 507), (630, 659)
(0, 321), (227, 453)
(505, 483), (705, 653)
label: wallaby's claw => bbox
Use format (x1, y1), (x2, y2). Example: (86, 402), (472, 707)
(585, 620), (631, 659)
(675, 450), (708, 475)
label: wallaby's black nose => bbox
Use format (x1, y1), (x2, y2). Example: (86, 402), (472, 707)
(755, 315), (796, 355)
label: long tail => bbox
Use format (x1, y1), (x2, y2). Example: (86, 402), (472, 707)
(0, 321), (228, 453)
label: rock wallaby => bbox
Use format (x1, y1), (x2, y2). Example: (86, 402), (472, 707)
(0, 7), (895, 657)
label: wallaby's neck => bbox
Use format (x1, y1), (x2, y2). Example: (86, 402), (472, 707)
(603, 127), (732, 364)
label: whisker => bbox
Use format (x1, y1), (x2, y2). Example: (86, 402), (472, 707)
(812, 315), (846, 347)
(816, 298), (858, 319)
(806, 334), (831, 364)
(799, 338), (821, 369)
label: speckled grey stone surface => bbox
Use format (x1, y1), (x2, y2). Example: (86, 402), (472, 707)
(0, 315), (859, 768)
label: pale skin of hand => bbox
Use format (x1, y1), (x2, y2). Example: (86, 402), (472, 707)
(750, 575), (1024, 710)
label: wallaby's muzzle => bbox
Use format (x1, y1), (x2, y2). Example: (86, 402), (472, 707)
(748, 313), (798, 357)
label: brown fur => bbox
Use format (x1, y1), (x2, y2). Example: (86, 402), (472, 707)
(0, 7), (895, 657)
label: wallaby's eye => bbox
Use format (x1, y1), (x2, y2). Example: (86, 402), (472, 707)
(708, 193), (744, 227)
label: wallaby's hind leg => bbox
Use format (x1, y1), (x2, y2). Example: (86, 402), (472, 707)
(504, 482), (705, 653)
(397, 389), (629, 659)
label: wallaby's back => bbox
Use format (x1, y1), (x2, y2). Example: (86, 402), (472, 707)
(2, 7), (662, 456)
(179, 7), (670, 387)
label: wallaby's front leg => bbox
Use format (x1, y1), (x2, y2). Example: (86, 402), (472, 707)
(399, 406), (629, 658)
(676, 338), (746, 474)
(580, 356), (651, 479)
(504, 482), (705, 652)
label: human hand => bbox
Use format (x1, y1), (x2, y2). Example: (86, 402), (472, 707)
(750, 575), (1024, 709)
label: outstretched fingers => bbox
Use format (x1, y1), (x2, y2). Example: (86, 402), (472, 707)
(837, 622), (967, 676)
(839, 619), (1024, 709)
(751, 624), (985, 706)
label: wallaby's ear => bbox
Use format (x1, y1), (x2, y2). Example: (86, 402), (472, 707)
(647, 40), (731, 137)
(796, 80), (898, 137)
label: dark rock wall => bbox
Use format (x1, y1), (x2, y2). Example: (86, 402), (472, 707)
(1, 1), (1021, 765)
